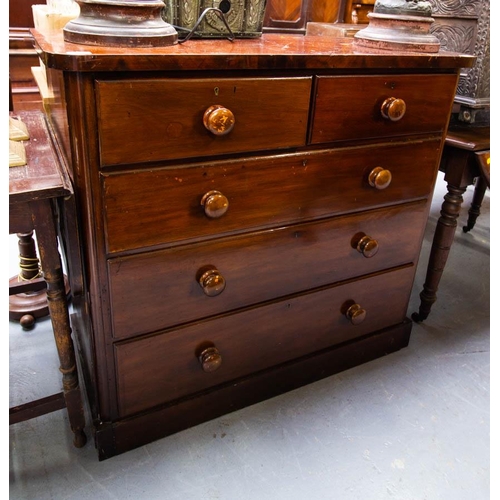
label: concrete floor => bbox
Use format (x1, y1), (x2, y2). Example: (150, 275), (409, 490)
(9, 171), (490, 500)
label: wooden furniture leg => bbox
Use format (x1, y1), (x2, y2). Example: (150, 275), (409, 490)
(412, 184), (466, 323)
(412, 126), (489, 323)
(9, 110), (87, 448)
(29, 198), (87, 447)
(463, 175), (488, 233)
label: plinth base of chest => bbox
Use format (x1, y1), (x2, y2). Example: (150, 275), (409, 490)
(91, 319), (412, 461)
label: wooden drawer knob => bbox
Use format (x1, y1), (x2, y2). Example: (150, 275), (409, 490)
(356, 234), (379, 258)
(368, 166), (392, 190)
(199, 346), (222, 372)
(203, 105), (235, 136)
(198, 268), (226, 297)
(201, 190), (229, 218)
(381, 97), (406, 122)
(346, 303), (367, 325)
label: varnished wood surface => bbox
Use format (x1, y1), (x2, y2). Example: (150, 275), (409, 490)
(34, 24), (468, 458)
(109, 202), (427, 339)
(96, 77), (311, 166)
(311, 74), (459, 144)
(32, 30), (475, 72)
(103, 139), (441, 254)
(9, 111), (71, 203)
(445, 126), (490, 152)
(86, 318), (411, 459)
(115, 265), (415, 417)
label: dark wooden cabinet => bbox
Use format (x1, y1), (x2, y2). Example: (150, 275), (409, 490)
(9, 0), (46, 111)
(33, 30), (473, 459)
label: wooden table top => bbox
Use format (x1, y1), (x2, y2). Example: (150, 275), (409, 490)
(9, 111), (72, 204)
(445, 126), (490, 152)
(32, 29), (475, 73)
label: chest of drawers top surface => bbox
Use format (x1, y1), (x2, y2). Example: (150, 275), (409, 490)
(34, 30), (473, 73)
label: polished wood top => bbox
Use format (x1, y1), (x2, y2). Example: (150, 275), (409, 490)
(32, 30), (475, 72)
(9, 111), (72, 204)
(445, 126), (490, 152)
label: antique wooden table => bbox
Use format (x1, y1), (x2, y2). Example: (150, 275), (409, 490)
(33, 30), (473, 459)
(412, 125), (490, 322)
(9, 110), (86, 448)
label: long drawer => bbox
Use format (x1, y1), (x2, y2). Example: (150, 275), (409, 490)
(96, 77), (312, 166)
(115, 265), (415, 417)
(103, 138), (441, 253)
(311, 74), (458, 144)
(108, 201), (427, 339)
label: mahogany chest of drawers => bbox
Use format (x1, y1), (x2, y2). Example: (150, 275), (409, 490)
(33, 31), (473, 459)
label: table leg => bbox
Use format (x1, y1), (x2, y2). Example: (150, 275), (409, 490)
(463, 176), (487, 233)
(412, 183), (466, 323)
(30, 199), (87, 448)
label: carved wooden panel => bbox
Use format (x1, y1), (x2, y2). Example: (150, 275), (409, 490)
(428, 0), (489, 123)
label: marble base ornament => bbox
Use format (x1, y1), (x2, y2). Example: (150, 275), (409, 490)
(354, 0), (440, 53)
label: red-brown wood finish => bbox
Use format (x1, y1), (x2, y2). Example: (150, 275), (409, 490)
(96, 77), (312, 166)
(109, 202), (427, 339)
(33, 30), (473, 72)
(103, 139), (441, 253)
(31, 30), (473, 459)
(116, 266), (415, 417)
(311, 74), (459, 144)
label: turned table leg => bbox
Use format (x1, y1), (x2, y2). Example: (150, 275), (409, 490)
(30, 199), (87, 447)
(463, 176), (487, 233)
(412, 183), (466, 323)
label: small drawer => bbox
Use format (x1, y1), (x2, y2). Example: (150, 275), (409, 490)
(310, 74), (458, 144)
(96, 77), (312, 166)
(115, 265), (415, 417)
(102, 138), (441, 253)
(108, 201), (427, 339)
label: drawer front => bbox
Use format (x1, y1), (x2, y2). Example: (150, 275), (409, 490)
(115, 266), (415, 417)
(109, 201), (427, 339)
(103, 139), (441, 253)
(96, 77), (312, 166)
(311, 74), (457, 144)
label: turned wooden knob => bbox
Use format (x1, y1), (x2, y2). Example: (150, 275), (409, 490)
(198, 268), (226, 297)
(201, 190), (229, 218)
(381, 97), (406, 122)
(356, 234), (379, 258)
(368, 166), (392, 190)
(199, 346), (222, 372)
(346, 303), (367, 325)
(203, 105), (235, 136)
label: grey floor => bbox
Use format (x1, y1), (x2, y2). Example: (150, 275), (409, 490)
(9, 171), (490, 500)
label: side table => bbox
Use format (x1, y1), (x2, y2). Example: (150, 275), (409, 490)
(412, 126), (490, 323)
(9, 110), (86, 448)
